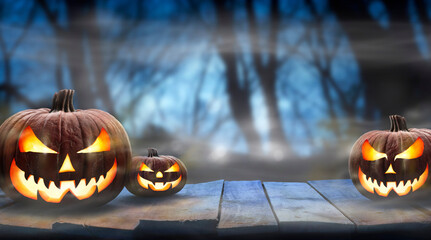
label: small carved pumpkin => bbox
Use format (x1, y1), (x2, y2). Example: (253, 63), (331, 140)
(0, 89), (131, 207)
(349, 115), (431, 199)
(126, 148), (187, 197)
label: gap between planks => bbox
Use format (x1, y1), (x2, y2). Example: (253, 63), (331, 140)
(261, 182), (281, 229)
(307, 181), (357, 230)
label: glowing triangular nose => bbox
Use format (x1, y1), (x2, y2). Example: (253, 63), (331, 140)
(59, 154), (75, 173)
(156, 171), (163, 178)
(385, 164), (396, 174)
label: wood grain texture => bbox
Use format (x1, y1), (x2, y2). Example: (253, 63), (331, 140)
(264, 182), (354, 234)
(309, 179), (431, 232)
(217, 181), (278, 235)
(54, 180), (224, 238)
(0, 202), (59, 230)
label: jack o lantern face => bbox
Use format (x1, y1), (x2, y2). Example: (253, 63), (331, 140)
(126, 149), (187, 197)
(10, 126), (117, 203)
(358, 137), (428, 197)
(137, 162), (182, 191)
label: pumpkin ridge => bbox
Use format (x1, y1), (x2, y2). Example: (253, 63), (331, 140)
(82, 111), (111, 179)
(68, 110), (87, 182)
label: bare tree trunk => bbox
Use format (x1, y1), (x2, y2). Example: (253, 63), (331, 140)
(247, 0), (290, 154)
(214, 0), (262, 154)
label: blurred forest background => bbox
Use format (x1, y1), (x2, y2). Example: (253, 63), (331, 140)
(1, 0), (431, 182)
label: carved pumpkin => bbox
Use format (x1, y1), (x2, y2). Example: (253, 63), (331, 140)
(126, 148), (187, 197)
(349, 115), (431, 199)
(0, 89), (131, 207)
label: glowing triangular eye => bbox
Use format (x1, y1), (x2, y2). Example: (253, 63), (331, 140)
(395, 137), (424, 160)
(140, 163), (154, 172)
(77, 128), (110, 153)
(19, 126), (57, 154)
(165, 163), (180, 172)
(362, 140), (387, 161)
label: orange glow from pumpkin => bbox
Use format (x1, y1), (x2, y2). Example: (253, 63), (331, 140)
(139, 163), (154, 172)
(358, 167), (374, 194)
(137, 175), (182, 191)
(358, 165), (428, 197)
(19, 126), (57, 154)
(165, 162), (180, 172)
(77, 128), (110, 153)
(362, 140), (387, 161)
(395, 137), (424, 160)
(59, 154), (75, 173)
(10, 159), (117, 203)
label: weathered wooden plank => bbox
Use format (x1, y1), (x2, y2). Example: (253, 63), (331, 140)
(0, 201), (60, 239)
(309, 179), (431, 232)
(264, 182), (354, 234)
(217, 181), (278, 236)
(0, 202), (59, 230)
(54, 180), (224, 238)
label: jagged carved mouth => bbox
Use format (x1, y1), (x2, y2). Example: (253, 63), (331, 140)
(10, 159), (117, 203)
(137, 175), (182, 191)
(358, 164), (428, 197)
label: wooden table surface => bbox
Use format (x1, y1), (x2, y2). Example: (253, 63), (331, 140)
(0, 179), (431, 239)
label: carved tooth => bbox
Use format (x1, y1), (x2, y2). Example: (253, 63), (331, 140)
(37, 178), (46, 190)
(25, 172), (31, 180)
(43, 178), (50, 189)
(406, 180), (411, 188)
(412, 178), (418, 186)
(33, 174), (40, 183)
(27, 175), (35, 185)
(76, 178), (87, 190)
(397, 180), (404, 188)
(154, 182), (164, 189)
(48, 181), (57, 191)
(53, 179), (61, 189)
(368, 177), (373, 188)
(382, 181), (388, 188)
(97, 175), (105, 185)
(85, 177), (92, 185)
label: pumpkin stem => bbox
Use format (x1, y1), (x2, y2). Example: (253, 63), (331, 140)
(389, 115), (408, 132)
(148, 148), (159, 157)
(50, 89), (76, 113)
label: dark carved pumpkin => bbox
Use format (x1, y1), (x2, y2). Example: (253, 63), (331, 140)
(0, 89), (131, 207)
(126, 148), (187, 197)
(349, 115), (431, 199)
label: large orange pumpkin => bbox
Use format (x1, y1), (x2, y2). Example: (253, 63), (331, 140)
(349, 115), (431, 199)
(0, 89), (131, 207)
